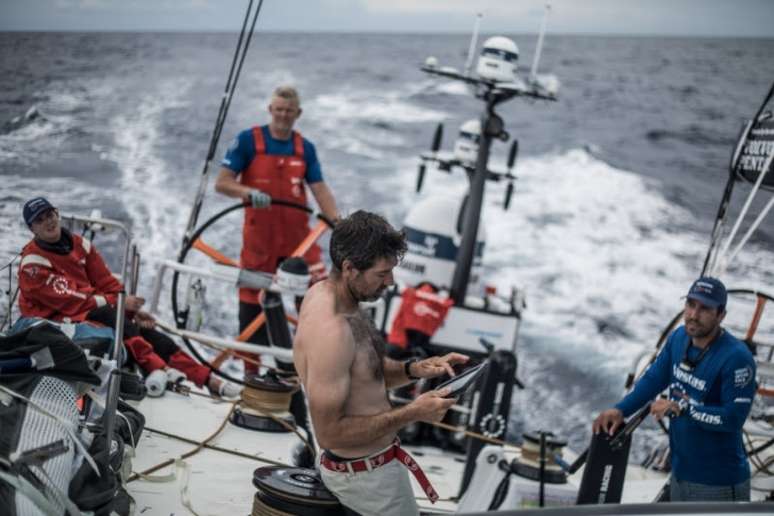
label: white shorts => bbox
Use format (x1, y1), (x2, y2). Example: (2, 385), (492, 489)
(319, 455), (418, 516)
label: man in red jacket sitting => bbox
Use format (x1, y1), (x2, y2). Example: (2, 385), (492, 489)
(17, 196), (239, 398)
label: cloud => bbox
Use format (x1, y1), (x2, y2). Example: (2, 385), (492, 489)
(53, 0), (214, 13)
(362, 0), (541, 26)
(3, 0), (774, 36)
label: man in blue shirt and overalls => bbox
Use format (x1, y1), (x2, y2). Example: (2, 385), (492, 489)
(593, 277), (756, 501)
(215, 85), (339, 375)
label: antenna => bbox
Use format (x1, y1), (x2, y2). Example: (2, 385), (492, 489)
(530, 4), (552, 81)
(463, 13), (483, 76)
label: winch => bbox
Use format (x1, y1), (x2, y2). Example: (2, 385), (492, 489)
(230, 372), (298, 433)
(252, 467), (342, 516)
(512, 431), (569, 484)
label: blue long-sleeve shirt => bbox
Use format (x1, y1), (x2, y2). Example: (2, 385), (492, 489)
(616, 326), (756, 485)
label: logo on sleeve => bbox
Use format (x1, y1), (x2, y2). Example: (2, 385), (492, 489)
(52, 276), (70, 295)
(734, 366), (753, 388)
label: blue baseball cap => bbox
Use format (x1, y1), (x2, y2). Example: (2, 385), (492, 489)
(686, 277), (727, 309)
(23, 197), (56, 227)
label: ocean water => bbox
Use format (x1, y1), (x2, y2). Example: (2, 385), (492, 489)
(1, 31), (773, 458)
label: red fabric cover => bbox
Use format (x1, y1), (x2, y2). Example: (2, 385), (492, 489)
(124, 335), (166, 372)
(388, 285), (454, 349)
(167, 350), (211, 387)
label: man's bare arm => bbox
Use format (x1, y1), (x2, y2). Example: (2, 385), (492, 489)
(308, 181), (339, 222)
(383, 353), (470, 390)
(214, 167), (251, 202)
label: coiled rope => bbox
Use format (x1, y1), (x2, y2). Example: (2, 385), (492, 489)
(241, 381), (297, 414)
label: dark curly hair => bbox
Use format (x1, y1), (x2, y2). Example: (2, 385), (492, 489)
(329, 210), (407, 272)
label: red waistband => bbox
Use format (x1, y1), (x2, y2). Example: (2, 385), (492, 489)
(320, 440), (439, 504)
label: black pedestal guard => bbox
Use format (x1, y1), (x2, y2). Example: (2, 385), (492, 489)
(459, 349), (518, 497)
(263, 291), (295, 373)
(576, 429), (633, 504)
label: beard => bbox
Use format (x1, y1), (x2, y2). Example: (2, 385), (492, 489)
(347, 279), (385, 303)
(685, 319), (718, 339)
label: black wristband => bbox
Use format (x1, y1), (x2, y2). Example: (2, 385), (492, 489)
(404, 358), (420, 380)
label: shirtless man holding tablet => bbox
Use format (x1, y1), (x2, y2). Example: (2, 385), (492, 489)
(293, 210), (468, 516)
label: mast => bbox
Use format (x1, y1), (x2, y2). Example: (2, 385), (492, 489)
(420, 20), (558, 305)
(450, 94), (503, 304)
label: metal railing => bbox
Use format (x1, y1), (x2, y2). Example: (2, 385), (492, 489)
(60, 213), (133, 454)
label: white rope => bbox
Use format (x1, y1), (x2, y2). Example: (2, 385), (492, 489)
(177, 458), (201, 516)
(132, 467), (177, 483)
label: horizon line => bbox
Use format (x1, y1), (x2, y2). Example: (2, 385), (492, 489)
(1, 28), (773, 40)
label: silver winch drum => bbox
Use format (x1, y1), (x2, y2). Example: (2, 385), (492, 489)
(252, 467), (343, 516)
(230, 373), (296, 433)
(512, 431), (569, 484)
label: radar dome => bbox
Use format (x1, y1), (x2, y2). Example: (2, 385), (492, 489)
(476, 36), (519, 83)
(453, 119), (481, 164)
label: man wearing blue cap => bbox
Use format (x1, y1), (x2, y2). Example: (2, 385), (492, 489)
(17, 197), (240, 398)
(593, 277), (756, 501)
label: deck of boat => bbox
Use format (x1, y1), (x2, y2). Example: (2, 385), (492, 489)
(126, 384), (686, 514)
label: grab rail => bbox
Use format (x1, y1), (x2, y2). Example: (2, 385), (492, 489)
(60, 213), (132, 454)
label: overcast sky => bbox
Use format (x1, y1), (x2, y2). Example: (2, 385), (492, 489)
(2, 0), (773, 37)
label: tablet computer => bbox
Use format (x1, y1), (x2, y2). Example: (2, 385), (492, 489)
(436, 362), (489, 398)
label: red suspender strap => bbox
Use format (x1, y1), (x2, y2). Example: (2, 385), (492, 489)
(252, 126), (266, 155)
(293, 131), (304, 158)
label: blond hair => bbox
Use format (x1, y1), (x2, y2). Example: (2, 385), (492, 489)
(272, 85), (300, 106)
